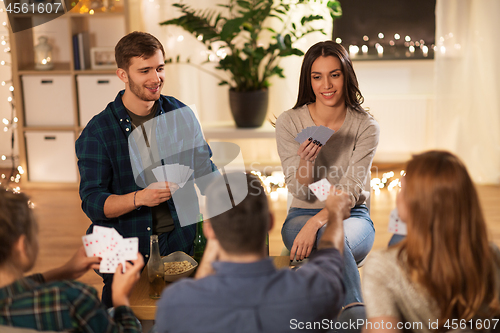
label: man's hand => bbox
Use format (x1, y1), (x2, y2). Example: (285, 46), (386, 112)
(136, 182), (179, 207)
(325, 189), (351, 220)
(195, 238), (221, 279)
(112, 254), (144, 307)
(318, 189), (351, 253)
(42, 246), (101, 282)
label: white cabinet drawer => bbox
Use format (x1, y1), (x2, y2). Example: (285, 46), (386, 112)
(22, 75), (75, 126)
(25, 131), (77, 182)
(77, 75), (124, 127)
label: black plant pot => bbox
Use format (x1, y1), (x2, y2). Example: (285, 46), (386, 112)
(229, 89), (269, 128)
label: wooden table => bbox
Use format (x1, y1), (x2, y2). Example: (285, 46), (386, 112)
(129, 256), (291, 320)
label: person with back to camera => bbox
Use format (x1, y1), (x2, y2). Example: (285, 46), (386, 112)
(0, 188), (144, 332)
(275, 41), (380, 309)
(155, 172), (351, 333)
(363, 151), (500, 333)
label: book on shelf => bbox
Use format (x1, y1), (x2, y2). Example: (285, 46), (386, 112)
(72, 34), (80, 70)
(72, 32), (90, 70)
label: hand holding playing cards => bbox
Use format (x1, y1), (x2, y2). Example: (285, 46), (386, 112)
(112, 254), (144, 307)
(137, 181), (179, 207)
(297, 138), (322, 163)
(42, 246), (101, 283)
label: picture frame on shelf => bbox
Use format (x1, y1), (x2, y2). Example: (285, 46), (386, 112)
(90, 47), (116, 70)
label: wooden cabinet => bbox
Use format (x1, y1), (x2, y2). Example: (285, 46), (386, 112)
(9, 3), (129, 187)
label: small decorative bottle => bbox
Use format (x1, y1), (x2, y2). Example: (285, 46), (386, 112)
(192, 214), (206, 263)
(34, 36), (54, 70)
(148, 234), (164, 299)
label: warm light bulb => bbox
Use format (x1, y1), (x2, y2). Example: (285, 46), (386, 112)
(9, 86), (13, 91)
(13, 117), (18, 122)
(394, 34), (401, 40)
(2, 118), (8, 125)
(335, 38), (342, 44)
(1, 155), (6, 160)
(378, 33), (384, 39)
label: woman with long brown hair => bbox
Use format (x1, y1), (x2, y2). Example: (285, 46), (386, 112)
(275, 41), (379, 306)
(363, 150), (500, 332)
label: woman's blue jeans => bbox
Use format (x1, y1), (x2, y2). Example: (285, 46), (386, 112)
(281, 205), (375, 305)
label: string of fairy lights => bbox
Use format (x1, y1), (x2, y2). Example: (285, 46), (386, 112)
(251, 168), (404, 202)
(0, 6), (23, 192)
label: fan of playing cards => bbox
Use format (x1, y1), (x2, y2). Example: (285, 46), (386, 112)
(82, 226), (138, 274)
(152, 163), (194, 188)
(295, 125), (335, 145)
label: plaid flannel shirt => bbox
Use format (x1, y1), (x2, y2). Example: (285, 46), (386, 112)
(76, 91), (216, 258)
(0, 274), (140, 332)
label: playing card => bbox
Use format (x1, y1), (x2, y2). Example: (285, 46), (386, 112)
(152, 165), (168, 182)
(82, 233), (103, 257)
(152, 163), (194, 188)
(294, 126), (319, 144)
(308, 178), (332, 201)
(387, 208), (407, 235)
(92, 226), (113, 255)
(313, 126), (335, 145)
(122, 237), (139, 261)
(99, 250), (125, 274)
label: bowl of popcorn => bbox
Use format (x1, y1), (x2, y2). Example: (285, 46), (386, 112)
(162, 251), (198, 282)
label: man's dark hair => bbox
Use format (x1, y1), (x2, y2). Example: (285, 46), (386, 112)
(115, 31), (165, 70)
(206, 172), (269, 255)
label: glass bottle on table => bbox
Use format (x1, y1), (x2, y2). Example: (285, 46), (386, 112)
(193, 214), (206, 264)
(148, 234), (164, 299)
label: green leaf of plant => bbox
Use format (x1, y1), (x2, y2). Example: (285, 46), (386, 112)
(220, 17), (245, 41)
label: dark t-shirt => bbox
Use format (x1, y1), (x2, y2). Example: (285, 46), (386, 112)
(126, 102), (174, 234)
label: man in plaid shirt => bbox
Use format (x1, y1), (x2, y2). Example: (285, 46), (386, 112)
(0, 189), (144, 332)
(75, 31), (216, 308)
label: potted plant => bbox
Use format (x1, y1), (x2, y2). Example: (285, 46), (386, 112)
(160, 0), (342, 128)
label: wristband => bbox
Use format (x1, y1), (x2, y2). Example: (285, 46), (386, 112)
(133, 190), (141, 210)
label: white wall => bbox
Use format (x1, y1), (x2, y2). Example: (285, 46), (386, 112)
(355, 60), (435, 162)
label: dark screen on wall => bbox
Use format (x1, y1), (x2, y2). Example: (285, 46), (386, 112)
(333, 0), (436, 60)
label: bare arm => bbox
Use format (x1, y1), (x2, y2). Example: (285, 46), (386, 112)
(289, 208), (329, 261)
(103, 182), (178, 218)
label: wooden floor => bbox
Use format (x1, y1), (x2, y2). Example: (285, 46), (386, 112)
(22, 179), (500, 298)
